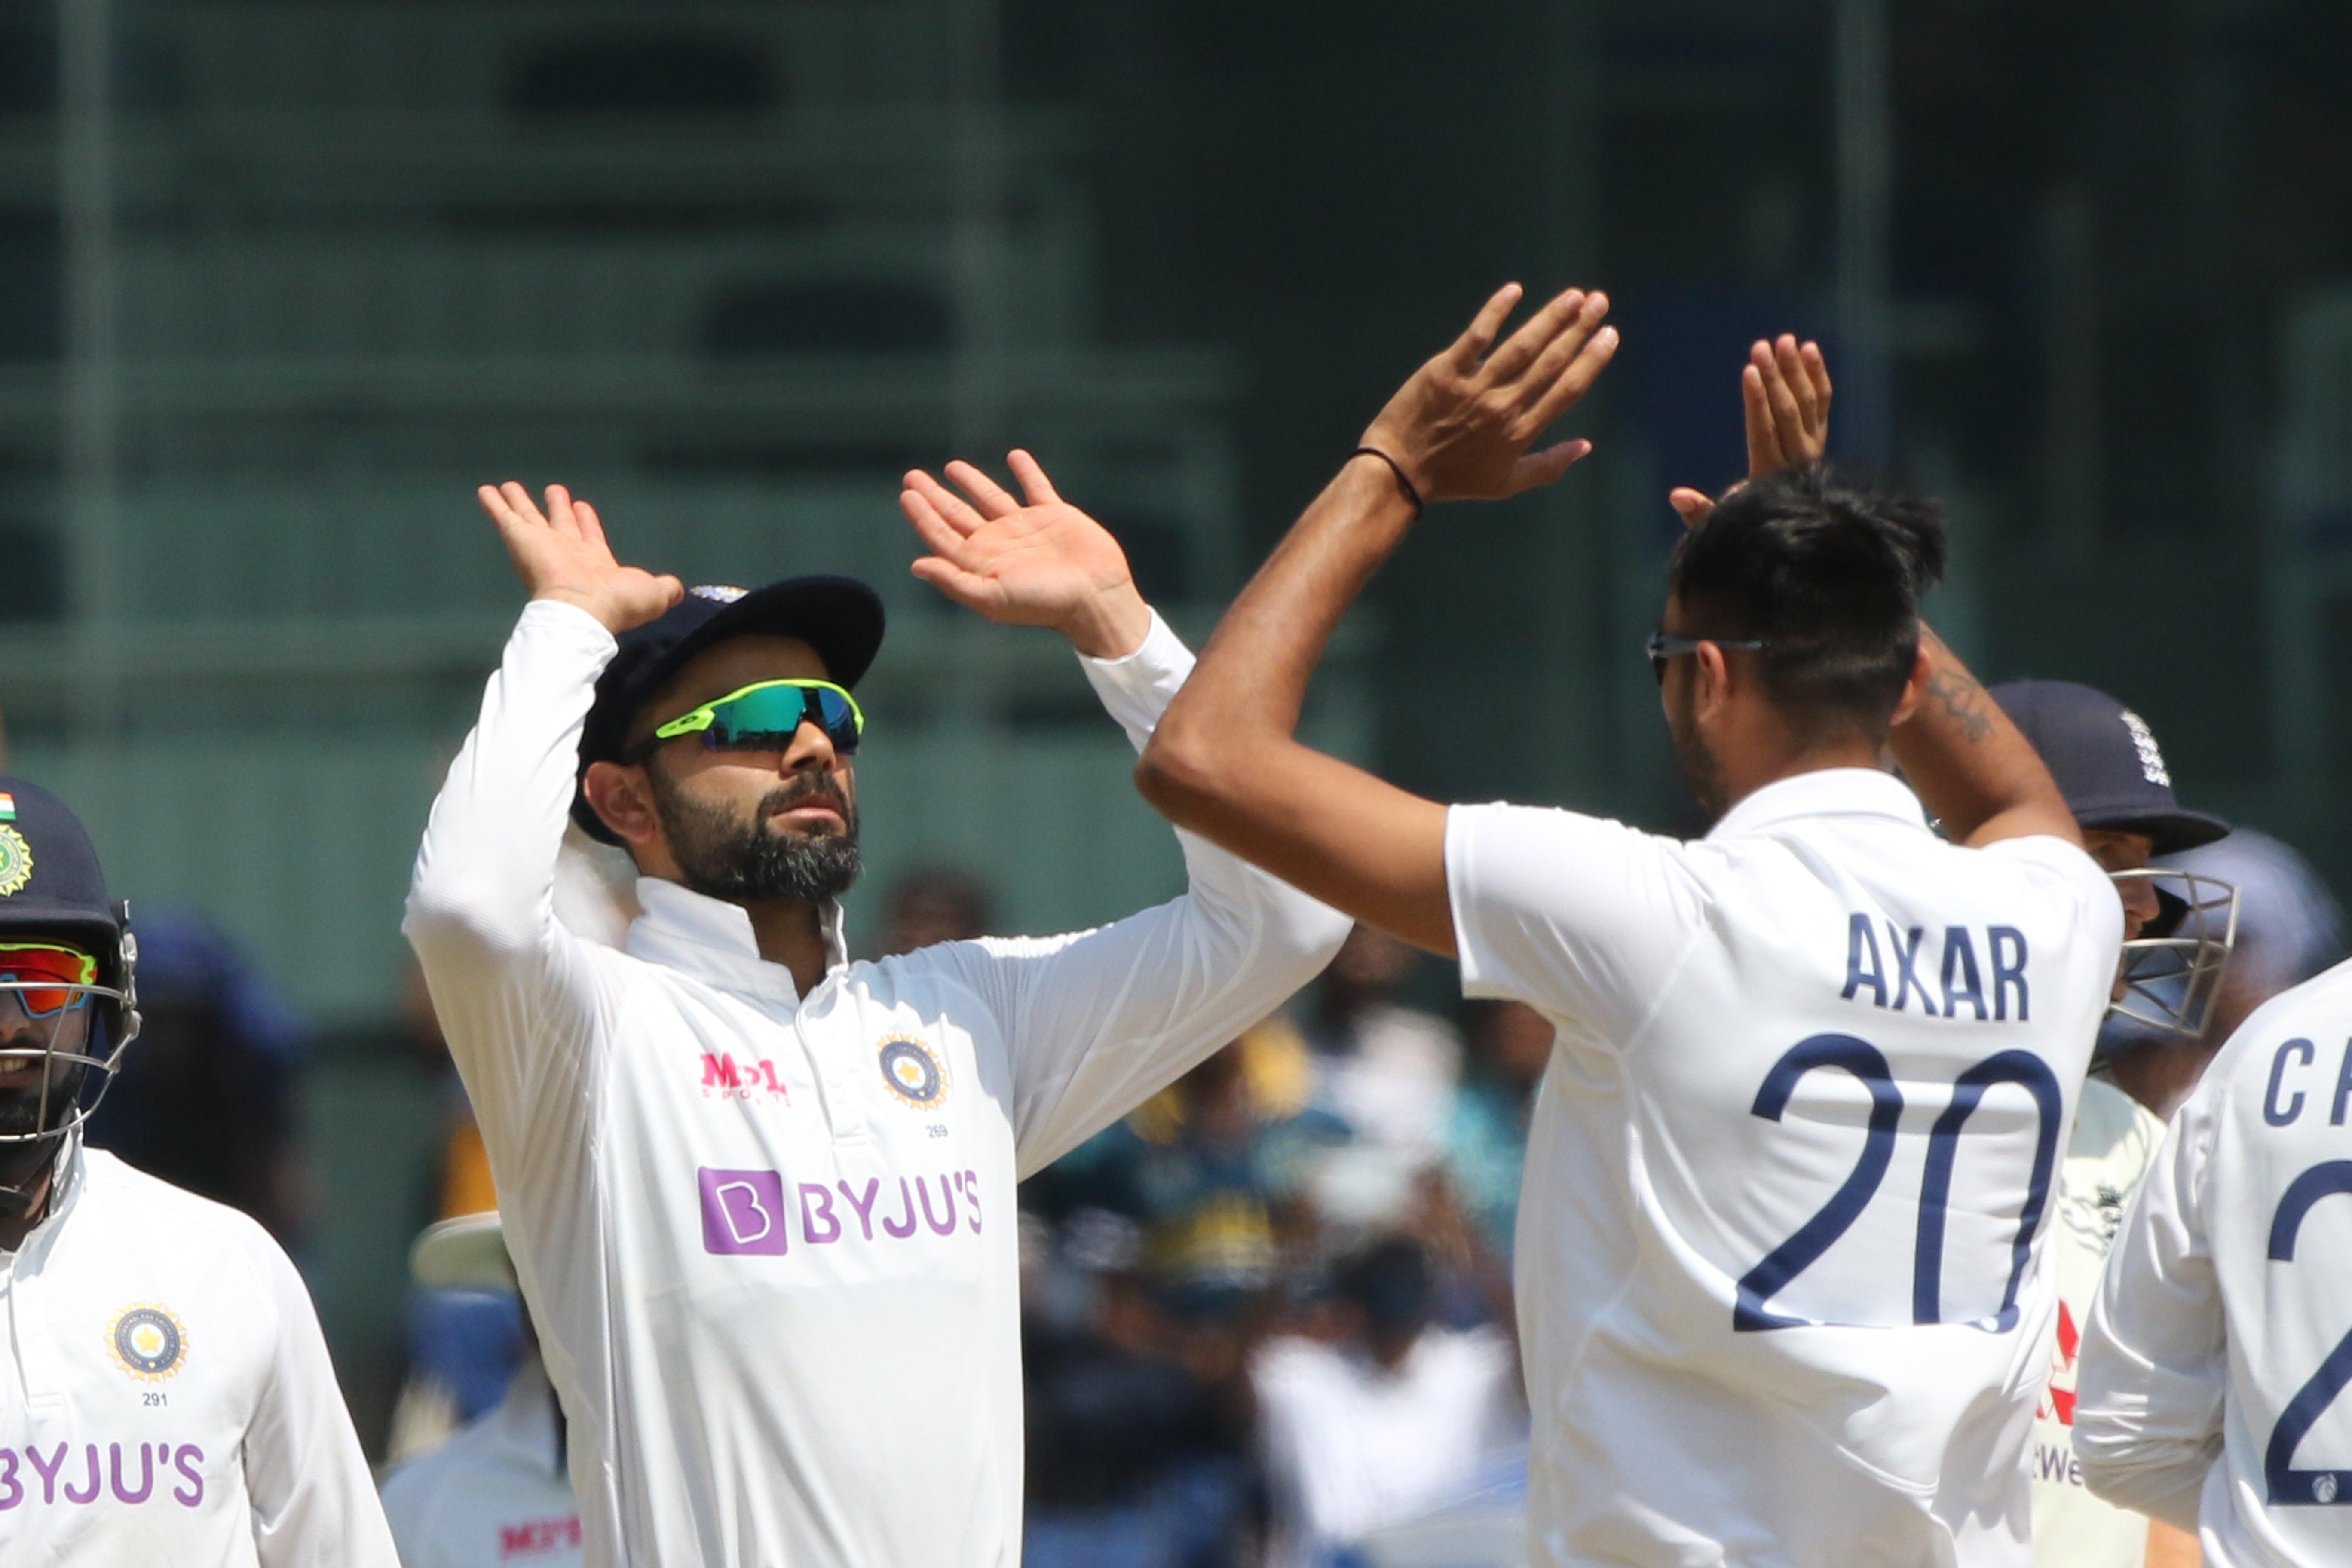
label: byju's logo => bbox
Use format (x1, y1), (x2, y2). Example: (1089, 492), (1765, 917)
(698, 1168), (789, 1256)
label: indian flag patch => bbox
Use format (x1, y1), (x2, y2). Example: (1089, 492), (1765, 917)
(0, 793), (16, 821)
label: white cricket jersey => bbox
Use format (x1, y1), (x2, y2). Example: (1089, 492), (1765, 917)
(0, 1142), (398, 1568)
(2076, 956), (2352, 1566)
(1446, 768), (2121, 1567)
(381, 1356), (582, 1568)
(404, 600), (1349, 1568)
(2030, 1077), (2168, 1568)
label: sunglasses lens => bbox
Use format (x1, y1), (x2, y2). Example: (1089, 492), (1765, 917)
(702, 685), (861, 755)
(809, 687), (861, 754)
(0, 946), (94, 1017)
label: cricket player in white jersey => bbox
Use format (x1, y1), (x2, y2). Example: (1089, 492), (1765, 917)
(0, 777), (396, 1567)
(2074, 931), (2352, 1564)
(404, 469), (1349, 1566)
(1986, 681), (2235, 1568)
(1116, 282), (2124, 1565)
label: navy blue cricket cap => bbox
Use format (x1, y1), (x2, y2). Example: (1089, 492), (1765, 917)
(571, 576), (886, 846)
(1988, 681), (2230, 855)
(0, 776), (127, 968)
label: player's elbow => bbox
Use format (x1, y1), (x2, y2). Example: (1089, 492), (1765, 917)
(2073, 1410), (2216, 1530)
(1135, 727), (1228, 829)
(404, 868), (534, 965)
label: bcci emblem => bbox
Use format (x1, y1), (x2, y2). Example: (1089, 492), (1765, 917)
(0, 824), (31, 897)
(107, 1304), (189, 1382)
(877, 1036), (949, 1109)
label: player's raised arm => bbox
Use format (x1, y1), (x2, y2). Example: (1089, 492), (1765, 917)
(1135, 285), (1619, 955)
(404, 484), (682, 1142)
(896, 450), (1352, 1167)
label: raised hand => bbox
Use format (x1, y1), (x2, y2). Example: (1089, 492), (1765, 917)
(1358, 284), (1618, 504)
(1669, 334), (1833, 529)
(476, 482), (684, 634)
(898, 450), (1152, 659)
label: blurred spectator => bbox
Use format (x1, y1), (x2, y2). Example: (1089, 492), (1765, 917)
(1125, 1026), (1350, 1304)
(1252, 1236), (1524, 1568)
(2104, 828), (2346, 1118)
(878, 863), (995, 955)
(1029, 1020), (1344, 1240)
(82, 906), (309, 1244)
(380, 1213), (581, 1568)
(1439, 1000), (1553, 1261)
(1297, 926), (1462, 1173)
(1023, 1209), (1262, 1568)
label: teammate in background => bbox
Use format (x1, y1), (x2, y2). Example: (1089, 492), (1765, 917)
(1110, 284), (2122, 1565)
(1988, 682), (2235, 1568)
(380, 1213), (581, 1568)
(0, 778), (395, 1567)
(878, 863), (995, 956)
(2074, 945), (2352, 1563)
(405, 473), (1349, 1566)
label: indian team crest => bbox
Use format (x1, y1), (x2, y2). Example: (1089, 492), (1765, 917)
(877, 1035), (949, 1109)
(0, 823), (31, 897)
(107, 1304), (189, 1382)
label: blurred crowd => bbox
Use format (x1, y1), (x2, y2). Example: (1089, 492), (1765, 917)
(57, 836), (2352, 1568)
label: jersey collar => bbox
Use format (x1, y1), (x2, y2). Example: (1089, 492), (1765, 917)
(625, 877), (851, 1006)
(1706, 766), (1931, 842)
(0, 1131), (86, 1268)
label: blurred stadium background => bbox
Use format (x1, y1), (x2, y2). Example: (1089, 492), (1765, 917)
(0, 0), (2349, 1554)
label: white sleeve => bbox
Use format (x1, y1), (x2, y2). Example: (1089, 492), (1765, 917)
(1445, 801), (1705, 1038)
(403, 600), (615, 1189)
(927, 611), (1352, 1176)
(242, 1233), (403, 1568)
(2074, 1089), (2228, 1530)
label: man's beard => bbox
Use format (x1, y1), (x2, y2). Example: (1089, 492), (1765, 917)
(647, 764), (864, 906)
(0, 1054), (90, 1205)
(1667, 701), (1729, 825)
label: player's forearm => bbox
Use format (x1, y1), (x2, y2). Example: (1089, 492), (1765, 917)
(1885, 625), (2081, 848)
(1139, 456), (1414, 819)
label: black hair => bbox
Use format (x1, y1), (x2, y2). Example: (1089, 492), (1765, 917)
(1335, 1235), (1431, 1335)
(1666, 466), (1947, 744)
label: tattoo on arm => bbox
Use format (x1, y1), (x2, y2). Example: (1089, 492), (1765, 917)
(1923, 671), (1993, 743)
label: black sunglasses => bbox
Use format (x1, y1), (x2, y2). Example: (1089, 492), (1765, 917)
(1646, 632), (1768, 683)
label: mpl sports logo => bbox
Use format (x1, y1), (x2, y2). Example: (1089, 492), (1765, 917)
(699, 1052), (788, 1104)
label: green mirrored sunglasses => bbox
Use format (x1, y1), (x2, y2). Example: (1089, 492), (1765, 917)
(643, 679), (865, 758)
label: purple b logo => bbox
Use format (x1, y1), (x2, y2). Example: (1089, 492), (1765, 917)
(699, 1168), (788, 1256)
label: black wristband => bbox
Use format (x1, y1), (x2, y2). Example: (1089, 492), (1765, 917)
(1350, 447), (1424, 515)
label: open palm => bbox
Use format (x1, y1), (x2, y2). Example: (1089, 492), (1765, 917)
(477, 481), (683, 633)
(899, 451), (1136, 631)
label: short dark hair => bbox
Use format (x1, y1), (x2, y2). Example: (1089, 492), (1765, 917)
(1666, 466), (1947, 743)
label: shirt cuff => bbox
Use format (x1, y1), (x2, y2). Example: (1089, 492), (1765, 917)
(518, 595), (623, 659)
(1076, 608), (1192, 753)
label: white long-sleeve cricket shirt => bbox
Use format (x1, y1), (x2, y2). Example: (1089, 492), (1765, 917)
(0, 1141), (399, 1567)
(403, 598), (1350, 1568)
(2076, 957), (2352, 1566)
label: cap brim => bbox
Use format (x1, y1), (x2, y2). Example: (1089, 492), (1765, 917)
(410, 1211), (517, 1293)
(2078, 807), (2233, 856)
